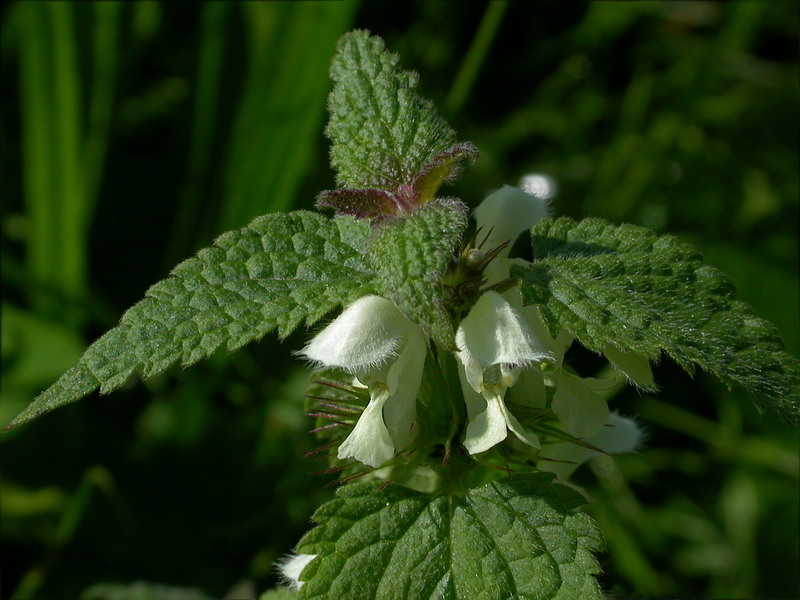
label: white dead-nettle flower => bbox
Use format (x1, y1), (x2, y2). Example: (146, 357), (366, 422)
(456, 290), (554, 454)
(277, 552), (317, 590)
(465, 185), (655, 456)
(473, 184), (551, 259)
(300, 295), (427, 468)
(537, 411), (644, 480)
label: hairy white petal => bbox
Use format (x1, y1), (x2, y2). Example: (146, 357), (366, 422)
(464, 390), (540, 454)
(385, 322), (427, 396)
(520, 305), (574, 362)
(382, 323), (427, 451)
(592, 411), (643, 454)
(457, 360), (488, 420)
(603, 344), (658, 391)
(300, 295), (412, 371)
(552, 371), (610, 439)
(501, 283), (573, 366)
(277, 553), (317, 590)
(474, 185), (550, 258)
(507, 367), (547, 409)
(498, 397), (541, 448)
(383, 377), (421, 452)
(337, 387), (394, 468)
(463, 394), (509, 454)
(456, 291), (553, 392)
(539, 412), (643, 479)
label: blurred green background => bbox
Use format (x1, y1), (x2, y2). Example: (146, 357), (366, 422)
(1, 2), (797, 599)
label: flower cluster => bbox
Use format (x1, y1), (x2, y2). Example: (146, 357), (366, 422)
(301, 186), (647, 474)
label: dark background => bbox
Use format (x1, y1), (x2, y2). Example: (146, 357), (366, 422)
(2, 2), (798, 599)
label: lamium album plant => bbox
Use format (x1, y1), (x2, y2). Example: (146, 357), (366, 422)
(9, 31), (800, 600)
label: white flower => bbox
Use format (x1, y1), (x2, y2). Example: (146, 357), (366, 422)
(300, 295), (427, 468)
(537, 411), (643, 480)
(461, 185), (656, 463)
(277, 553), (317, 589)
(474, 185), (550, 258)
(551, 372), (611, 439)
(455, 290), (554, 454)
(602, 343), (657, 391)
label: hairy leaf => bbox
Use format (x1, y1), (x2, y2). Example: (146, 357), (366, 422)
(368, 200), (467, 348)
(9, 212), (375, 429)
(326, 30), (460, 193)
(512, 217), (800, 425)
(296, 473), (604, 600)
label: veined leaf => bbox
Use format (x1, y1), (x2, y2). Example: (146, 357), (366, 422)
(326, 30), (462, 194)
(8, 212), (375, 429)
(368, 200), (468, 348)
(297, 473), (604, 600)
(511, 217), (800, 425)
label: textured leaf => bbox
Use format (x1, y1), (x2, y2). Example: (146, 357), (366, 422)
(9, 212), (375, 429)
(410, 142), (479, 206)
(511, 217), (800, 425)
(368, 200), (467, 348)
(326, 30), (459, 193)
(296, 473), (605, 600)
(317, 187), (398, 220)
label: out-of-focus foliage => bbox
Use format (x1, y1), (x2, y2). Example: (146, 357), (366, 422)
(1, 2), (797, 599)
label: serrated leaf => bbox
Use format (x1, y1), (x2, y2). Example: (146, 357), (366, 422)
(368, 200), (467, 348)
(9, 212), (375, 429)
(326, 30), (459, 193)
(296, 473), (604, 600)
(511, 217), (800, 425)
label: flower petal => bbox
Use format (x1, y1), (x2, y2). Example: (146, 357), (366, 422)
(498, 397), (541, 449)
(474, 185), (550, 258)
(538, 411), (643, 479)
(603, 344), (658, 391)
(463, 394), (509, 454)
(457, 360), (488, 420)
(385, 322), (427, 396)
(383, 377), (421, 452)
(507, 367), (548, 409)
(501, 282), (573, 366)
(277, 553), (317, 590)
(382, 324), (427, 450)
(464, 390), (540, 454)
(456, 291), (553, 392)
(337, 386), (395, 468)
(551, 371), (610, 438)
(300, 295), (411, 371)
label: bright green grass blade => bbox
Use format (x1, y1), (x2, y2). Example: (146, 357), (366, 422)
(82, 1), (121, 216)
(164, 1), (230, 268)
(445, 0), (509, 115)
(48, 2), (86, 298)
(218, 1), (359, 232)
(18, 2), (87, 324)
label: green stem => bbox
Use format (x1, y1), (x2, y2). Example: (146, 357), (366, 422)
(445, 1), (510, 115)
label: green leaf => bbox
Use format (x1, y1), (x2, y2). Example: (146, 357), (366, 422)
(511, 217), (800, 425)
(296, 473), (604, 600)
(368, 200), (467, 348)
(326, 30), (461, 193)
(8, 212), (375, 429)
